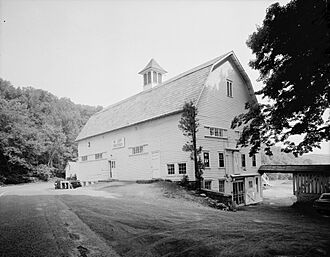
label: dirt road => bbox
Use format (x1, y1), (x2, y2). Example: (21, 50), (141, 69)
(0, 181), (329, 257)
(0, 183), (119, 257)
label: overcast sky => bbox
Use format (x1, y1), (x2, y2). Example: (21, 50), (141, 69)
(0, 0), (328, 155)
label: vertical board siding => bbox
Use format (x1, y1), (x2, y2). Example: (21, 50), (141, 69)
(294, 172), (330, 198)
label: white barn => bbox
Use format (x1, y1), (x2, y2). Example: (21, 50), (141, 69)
(65, 161), (78, 180)
(76, 51), (262, 205)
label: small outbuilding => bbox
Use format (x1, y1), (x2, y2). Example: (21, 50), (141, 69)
(259, 165), (330, 202)
(65, 161), (78, 180)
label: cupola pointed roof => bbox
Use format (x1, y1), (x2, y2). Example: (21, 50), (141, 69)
(138, 58), (167, 74)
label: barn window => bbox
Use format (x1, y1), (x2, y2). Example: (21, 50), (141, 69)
(227, 80), (233, 97)
(252, 155), (257, 167)
(249, 181), (253, 188)
(219, 180), (225, 193)
(167, 164), (175, 175)
(203, 152), (210, 167)
(158, 73), (162, 83)
(204, 180), (212, 190)
(241, 154), (246, 167)
(206, 126), (227, 138)
(132, 145), (144, 155)
(81, 156), (88, 161)
(178, 163), (186, 174)
(218, 152), (225, 168)
(147, 72), (151, 84)
(95, 153), (103, 159)
(87, 142), (91, 147)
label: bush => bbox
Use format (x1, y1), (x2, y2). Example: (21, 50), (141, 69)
(179, 175), (189, 187)
(33, 164), (55, 181)
(4, 174), (30, 184)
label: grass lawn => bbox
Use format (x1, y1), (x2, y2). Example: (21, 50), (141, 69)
(60, 181), (330, 257)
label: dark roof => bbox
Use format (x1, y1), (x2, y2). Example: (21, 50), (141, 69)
(259, 165), (330, 174)
(138, 59), (167, 74)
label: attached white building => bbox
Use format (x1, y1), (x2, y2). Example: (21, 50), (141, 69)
(65, 161), (78, 179)
(76, 51), (262, 205)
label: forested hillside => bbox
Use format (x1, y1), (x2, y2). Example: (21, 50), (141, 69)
(261, 146), (313, 166)
(0, 78), (102, 184)
(260, 146), (330, 180)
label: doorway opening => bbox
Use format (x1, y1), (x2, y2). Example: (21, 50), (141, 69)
(233, 180), (245, 205)
(109, 160), (116, 179)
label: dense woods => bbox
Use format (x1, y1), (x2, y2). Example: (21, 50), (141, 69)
(0, 78), (102, 184)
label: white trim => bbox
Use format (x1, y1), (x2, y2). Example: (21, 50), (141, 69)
(204, 135), (228, 140)
(129, 152), (148, 157)
(211, 51), (258, 104)
(167, 163), (176, 175)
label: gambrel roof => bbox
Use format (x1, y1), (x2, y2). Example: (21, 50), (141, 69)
(76, 51), (256, 141)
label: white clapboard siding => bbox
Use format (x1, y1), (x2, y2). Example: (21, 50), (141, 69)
(77, 113), (193, 181)
(196, 59), (261, 181)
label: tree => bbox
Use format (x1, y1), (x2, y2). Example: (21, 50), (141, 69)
(0, 78), (102, 184)
(178, 101), (204, 189)
(232, 0), (330, 156)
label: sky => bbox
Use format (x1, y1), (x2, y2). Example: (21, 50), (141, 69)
(0, 0), (329, 155)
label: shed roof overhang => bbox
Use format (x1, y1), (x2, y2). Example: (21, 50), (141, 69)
(231, 173), (260, 178)
(258, 165), (330, 175)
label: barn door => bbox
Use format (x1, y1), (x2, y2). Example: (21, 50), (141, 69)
(233, 180), (245, 205)
(151, 151), (160, 178)
(109, 160), (116, 179)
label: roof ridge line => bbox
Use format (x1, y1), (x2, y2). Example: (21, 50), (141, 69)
(97, 54), (228, 115)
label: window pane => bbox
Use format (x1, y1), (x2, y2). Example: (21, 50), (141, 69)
(204, 152), (210, 167)
(219, 153), (224, 167)
(210, 128), (214, 136)
(167, 164), (175, 174)
(219, 180), (225, 192)
(179, 163), (186, 174)
(227, 81), (233, 97)
(252, 155), (256, 166)
(241, 154), (246, 167)
(205, 180), (212, 189)
(214, 128), (219, 137)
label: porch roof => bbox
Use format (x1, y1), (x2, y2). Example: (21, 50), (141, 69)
(231, 173), (260, 178)
(258, 165), (330, 174)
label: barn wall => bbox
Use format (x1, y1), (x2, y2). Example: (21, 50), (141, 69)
(77, 113), (194, 182)
(196, 58), (261, 204)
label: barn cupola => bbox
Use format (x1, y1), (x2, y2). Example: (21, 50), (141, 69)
(138, 59), (167, 91)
